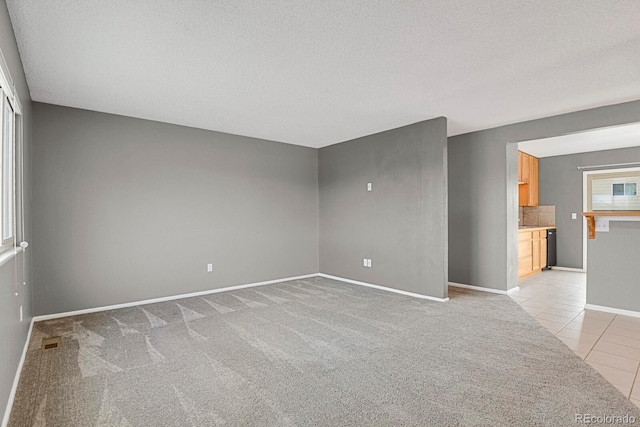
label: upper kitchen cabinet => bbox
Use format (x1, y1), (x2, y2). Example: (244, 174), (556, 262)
(518, 151), (539, 206)
(518, 151), (530, 183)
(529, 155), (539, 205)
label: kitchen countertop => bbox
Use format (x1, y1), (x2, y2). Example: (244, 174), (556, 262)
(518, 225), (556, 231)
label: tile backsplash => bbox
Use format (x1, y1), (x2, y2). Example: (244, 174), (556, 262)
(522, 205), (555, 226)
(519, 207), (524, 225)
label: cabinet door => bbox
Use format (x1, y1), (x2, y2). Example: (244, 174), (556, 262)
(518, 256), (533, 277)
(517, 231), (534, 278)
(529, 156), (539, 206)
(518, 151), (524, 182)
(532, 238), (540, 271)
(520, 152), (530, 183)
(540, 237), (547, 269)
(518, 183), (528, 207)
(518, 239), (532, 257)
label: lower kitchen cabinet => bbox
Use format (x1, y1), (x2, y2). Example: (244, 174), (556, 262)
(518, 228), (550, 280)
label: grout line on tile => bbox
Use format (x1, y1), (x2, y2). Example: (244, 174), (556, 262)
(582, 314), (620, 389)
(630, 359), (640, 400)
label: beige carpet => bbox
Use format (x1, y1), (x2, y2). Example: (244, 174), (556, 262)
(9, 277), (640, 426)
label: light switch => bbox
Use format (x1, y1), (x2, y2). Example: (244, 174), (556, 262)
(571, 213), (577, 220)
(367, 183), (372, 191)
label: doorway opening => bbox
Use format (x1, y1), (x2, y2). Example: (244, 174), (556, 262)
(507, 122), (640, 401)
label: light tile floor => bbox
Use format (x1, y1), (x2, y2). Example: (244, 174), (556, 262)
(510, 270), (640, 409)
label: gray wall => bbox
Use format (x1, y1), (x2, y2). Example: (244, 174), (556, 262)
(0, 0), (32, 423)
(319, 118), (448, 299)
(538, 146), (640, 269)
(587, 221), (640, 312)
(32, 103), (319, 315)
(448, 101), (640, 291)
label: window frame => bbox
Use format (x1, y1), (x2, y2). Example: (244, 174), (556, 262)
(1, 94), (15, 248)
(0, 88), (21, 255)
(0, 49), (24, 260)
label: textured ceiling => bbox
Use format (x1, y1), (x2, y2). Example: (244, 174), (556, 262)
(6, 1), (640, 148)
(518, 123), (640, 158)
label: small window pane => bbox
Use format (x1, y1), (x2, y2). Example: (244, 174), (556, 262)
(626, 183), (637, 196)
(612, 183), (624, 196)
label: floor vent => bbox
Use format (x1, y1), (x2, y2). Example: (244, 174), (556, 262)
(42, 337), (61, 350)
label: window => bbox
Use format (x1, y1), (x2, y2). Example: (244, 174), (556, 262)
(587, 170), (640, 211)
(612, 183), (624, 196)
(0, 56), (22, 255)
(0, 91), (17, 251)
(612, 182), (637, 197)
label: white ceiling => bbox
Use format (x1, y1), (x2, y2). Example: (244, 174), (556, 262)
(518, 122), (640, 158)
(6, 1), (640, 148)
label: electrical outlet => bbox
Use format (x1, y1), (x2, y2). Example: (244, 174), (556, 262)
(207, 263), (213, 272)
(571, 213), (577, 220)
(19, 305), (23, 323)
(367, 259), (372, 268)
(367, 182), (372, 192)
(595, 219), (609, 232)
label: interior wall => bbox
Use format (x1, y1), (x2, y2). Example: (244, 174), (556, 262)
(538, 146), (640, 269)
(32, 103), (319, 316)
(448, 101), (640, 292)
(318, 117), (448, 299)
(587, 221), (640, 311)
(0, 0), (32, 423)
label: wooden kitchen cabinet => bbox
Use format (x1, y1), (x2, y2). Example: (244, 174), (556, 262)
(518, 151), (530, 183)
(529, 156), (539, 206)
(532, 234), (541, 271)
(518, 151), (539, 207)
(518, 231), (533, 277)
(518, 228), (551, 279)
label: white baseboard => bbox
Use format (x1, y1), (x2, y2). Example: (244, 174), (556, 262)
(2, 318), (34, 427)
(319, 273), (449, 302)
(33, 273), (320, 322)
(584, 304), (640, 318)
(551, 267), (586, 273)
(448, 281), (513, 295)
(33, 271), (455, 322)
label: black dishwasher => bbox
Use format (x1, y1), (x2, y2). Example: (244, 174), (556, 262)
(545, 229), (557, 270)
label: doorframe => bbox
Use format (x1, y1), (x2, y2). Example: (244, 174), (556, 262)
(582, 166), (640, 271)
